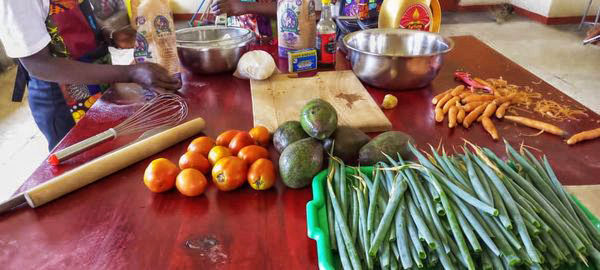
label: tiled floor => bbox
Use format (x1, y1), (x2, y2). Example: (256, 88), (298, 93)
(0, 12), (599, 203)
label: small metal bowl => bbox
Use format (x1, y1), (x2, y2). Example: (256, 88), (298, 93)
(343, 29), (454, 90)
(176, 26), (255, 75)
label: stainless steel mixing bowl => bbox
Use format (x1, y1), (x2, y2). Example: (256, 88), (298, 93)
(176, 26), (255, 75)
(343, 29), (454, 90)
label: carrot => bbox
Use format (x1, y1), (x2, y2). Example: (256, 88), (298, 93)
(435, 107), (444, 123)
(474, 78), (496, 94)
(495, 93), (516, 104)
(459, 91), (474, 99)
(457, 107), (466, 124)
(443, 96), (460, 114)
(448, 106), (458, 128)
(435, 93), (453, 109)
(463, 101), (485, 112)
(451, 85), (466, 96)
(481, 117), (499, 140)
(463, 103), (488, 128)
(566, 127), (600, 145)
(495, 101), (511, 119)
(432, 89), (452, 105)
(503, 115), (567, 136)
(463, 95), (496, 103)
(478, 101), (498, 122)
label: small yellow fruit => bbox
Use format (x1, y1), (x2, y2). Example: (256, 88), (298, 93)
(382, 94), (398, 109)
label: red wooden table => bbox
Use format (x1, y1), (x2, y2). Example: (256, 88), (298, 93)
(1, 36), (599, 269)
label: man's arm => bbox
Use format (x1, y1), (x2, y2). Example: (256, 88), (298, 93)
(211, 0), (277, 18)
(20, 46), (181, 92)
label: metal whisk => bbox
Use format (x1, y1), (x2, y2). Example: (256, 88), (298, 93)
(48, 94), (188, 165)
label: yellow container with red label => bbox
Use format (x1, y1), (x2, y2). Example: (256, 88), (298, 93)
(378, 0), (441, 32)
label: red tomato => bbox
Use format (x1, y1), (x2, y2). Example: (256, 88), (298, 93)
(249, 126), (271, 146)
(216, 130), (241, 146)
(179, 151), (211, 174)
(237, 145), (269, 165)
(211, 156), (248, 191)
(228, 131), (255, 155)
(144, 158), (179, 193)
(247, 158), (276, 190)
(176, 168), (208, 197)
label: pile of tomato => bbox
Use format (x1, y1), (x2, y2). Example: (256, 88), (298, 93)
(143, 126), (276, 196)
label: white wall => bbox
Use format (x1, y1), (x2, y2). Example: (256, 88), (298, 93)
(548, 0), (600, 17)
(170, 0), (205, 14)
(460, 0), (600, 17)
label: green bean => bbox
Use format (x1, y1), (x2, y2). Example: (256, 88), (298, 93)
(481, 250), (492, 270)
(435, 202), (446, 216)
(532, 235), (546, 252)
(380, 234), (391, 269)
(487, 249), (504, 270)
(443, 153), (471, 190)
(427, 251), (438, 268)
(471, 152), (541, 263)
(411, 242), (424, 268)
(430, 145), (453, 176)
(449, 192), (500, 256)
(569, 195), (600, 247)
(526, 152), (583, 232)
(367, 168), (381, 235)
(538, 232), (562, 262)
(402, 159), (451, 252)
(517, 201), (540, 228)
(505, 143), (570, 220)
(427, 172), (475, 270)
(544, 156), (600, 243)
(481, 214), (520, 265)
(406, 208), (426, 260)
(428, 182), (441, 203)
(588, 246), (600, 270)
(351, 190), (359, 245)
(491, 218), (521, 251)
(334, 220), (353, 270)
(326, 165), (337, 250)
(470, 157), (512, 229)
(394, 197), (413, 269)
(428, 169), (498, 217)
(328, 178), (362, 270)
(355, 186), (372, 269)
(452, 200), (481, 253)
(390, 246), (399, 270)
(369, 177), (408, 257)
(338, 160), (349, 219)
(524, 218), (541, 236)
(462, 152), (492, 205)
(407, 193), (438, 250)
(472, 154), (494, 206)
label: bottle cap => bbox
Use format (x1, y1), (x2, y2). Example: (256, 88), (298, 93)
(322, 0), (331, 5)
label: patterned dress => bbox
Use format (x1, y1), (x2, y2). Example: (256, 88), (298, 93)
(46, 0), (115, 122)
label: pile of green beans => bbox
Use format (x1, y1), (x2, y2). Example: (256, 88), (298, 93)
(325, 141), (600, 270)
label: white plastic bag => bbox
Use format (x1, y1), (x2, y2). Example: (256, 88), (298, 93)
(233, 50), (277, 80)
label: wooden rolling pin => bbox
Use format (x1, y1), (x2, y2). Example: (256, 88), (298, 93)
(0, 117), (206, 214)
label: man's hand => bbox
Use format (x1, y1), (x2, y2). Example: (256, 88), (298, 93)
(211, 0), (246, 16)
(586, 25), (600, 46)
(127, 62), (181, 93)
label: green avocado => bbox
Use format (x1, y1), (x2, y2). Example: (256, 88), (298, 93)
(358, 131), (414, 165)
(279, 138), (324, 189)
(300, 99), (338, 140)
(322, 126), (370, 164)
(273, 120), (310, 153)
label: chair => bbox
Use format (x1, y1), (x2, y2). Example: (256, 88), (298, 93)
(579, 0), (600, 30)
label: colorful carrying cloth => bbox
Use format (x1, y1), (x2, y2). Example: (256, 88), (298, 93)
(45, 0), (112, 122)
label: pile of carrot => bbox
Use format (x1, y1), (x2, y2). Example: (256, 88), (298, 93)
(432, 85), (524, 140)
(432, 84), (600, 145)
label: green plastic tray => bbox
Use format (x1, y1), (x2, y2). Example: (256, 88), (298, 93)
(306, 166), (600, 270)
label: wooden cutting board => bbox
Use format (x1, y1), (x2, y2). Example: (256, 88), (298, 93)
(250, 70), (392, 133)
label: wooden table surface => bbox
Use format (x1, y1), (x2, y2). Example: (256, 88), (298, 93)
(1, 36), (599, 269)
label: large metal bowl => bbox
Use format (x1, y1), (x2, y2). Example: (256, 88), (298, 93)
(176, 26), (255, 75)
(343, 29), (454, 90)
